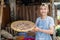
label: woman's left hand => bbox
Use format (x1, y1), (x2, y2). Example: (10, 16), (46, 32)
(34, 27), (40, 32)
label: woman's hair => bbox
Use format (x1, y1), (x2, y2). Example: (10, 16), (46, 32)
(40, 3), (49, 8)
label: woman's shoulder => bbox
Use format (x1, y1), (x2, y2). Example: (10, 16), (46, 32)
(47, 16), (54, 20)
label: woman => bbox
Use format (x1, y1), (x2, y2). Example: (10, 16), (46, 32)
(33, 3), (55, 40)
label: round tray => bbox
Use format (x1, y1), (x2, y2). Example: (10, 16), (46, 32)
(11, 21), (35, 32)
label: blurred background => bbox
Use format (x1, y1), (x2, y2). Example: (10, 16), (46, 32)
(0, 0), (60, 40)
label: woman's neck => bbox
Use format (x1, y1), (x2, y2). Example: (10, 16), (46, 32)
(41, 15), (47, 19)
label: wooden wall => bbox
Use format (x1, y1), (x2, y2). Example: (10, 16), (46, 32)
(1, 5), (52, 27)
(16, 5), (40, 22)
(15, 5), (51, 22)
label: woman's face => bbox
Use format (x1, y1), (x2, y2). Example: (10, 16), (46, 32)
(40, 6), (49, 16)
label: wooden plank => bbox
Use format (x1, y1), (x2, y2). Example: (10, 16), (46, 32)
(28, 6), (30, 20)
(30, 6), (32, 21)
(31, 6), (33, 21)
(22, 5), (25, 20)
(19, 6), (21, 19)
(0, 0), (4, 25)
(24, 6), (28, 20)
(20, 6), (23, 20)
(16, 6), (19, 19)
(32, 6), (36, 22)
(24, 6), (26, 20)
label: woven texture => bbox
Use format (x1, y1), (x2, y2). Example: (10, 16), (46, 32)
(11, 21), (35, 32)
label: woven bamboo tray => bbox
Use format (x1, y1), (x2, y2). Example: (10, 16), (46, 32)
(11, 21), (35, 32)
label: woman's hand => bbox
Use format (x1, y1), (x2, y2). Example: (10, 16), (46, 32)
(33, 27), (41, 32)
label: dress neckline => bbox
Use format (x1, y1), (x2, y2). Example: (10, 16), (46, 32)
(39, 16), (48, 21)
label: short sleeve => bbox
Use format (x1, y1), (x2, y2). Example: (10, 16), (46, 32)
(49, 18), (55, 27)
(35, 18), (40, 26)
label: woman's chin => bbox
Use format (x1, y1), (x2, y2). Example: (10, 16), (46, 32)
(41, 14), (46, 16)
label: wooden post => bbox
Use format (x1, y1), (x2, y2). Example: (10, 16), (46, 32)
(0, 0), (4, 39)
(50, 0), (56, 40)
(9, 0), (16, 21)
(0, 0), (4, 28)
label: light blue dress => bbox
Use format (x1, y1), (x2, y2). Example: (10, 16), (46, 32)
(35, 16), (55, 40)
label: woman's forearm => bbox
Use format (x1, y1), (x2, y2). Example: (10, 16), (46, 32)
(39, 29), (54, 34)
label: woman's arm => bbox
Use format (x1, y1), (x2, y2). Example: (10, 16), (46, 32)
(39, 26), (54, 34)
(34, 26), (54, 34)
